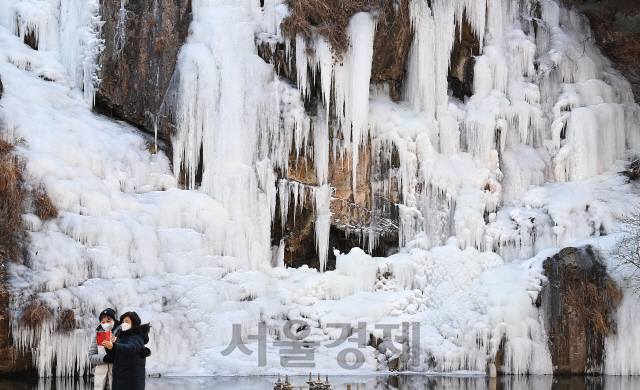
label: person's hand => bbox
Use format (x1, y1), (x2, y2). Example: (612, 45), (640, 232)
(102, 340), (113, 349)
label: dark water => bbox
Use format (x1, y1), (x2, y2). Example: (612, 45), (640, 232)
(1, 375), (640, 390)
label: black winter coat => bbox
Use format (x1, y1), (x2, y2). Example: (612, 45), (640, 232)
(105, 324), (151, 390)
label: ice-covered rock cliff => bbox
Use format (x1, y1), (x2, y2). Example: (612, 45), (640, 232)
(1, 0), (640, 377)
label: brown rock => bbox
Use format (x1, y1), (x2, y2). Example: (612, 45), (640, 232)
(96, 0), (192, 141)
(540, 246), (622, 374)
(23, 30), (37, 51)
(273, 191), (318, 269)
(274, 143), (376, 269)
(370, 0), (412, 100)
(448, 14), (480, 100)
(491, 336), (506, 376)
(257, 39), (297, 83)
(328, 144), (372, 228)
(287, 153), (318, 187)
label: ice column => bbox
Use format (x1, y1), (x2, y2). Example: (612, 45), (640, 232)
(333, 12), (376, 195)
(315, 184), (331, 271)
(1, 0), (104, 105)
(172, 0), (281, 268)
(59, 0), (105, 105)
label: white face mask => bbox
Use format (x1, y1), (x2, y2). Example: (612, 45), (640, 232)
(121, 322), (131, 331)
(102, 322), (114, 331)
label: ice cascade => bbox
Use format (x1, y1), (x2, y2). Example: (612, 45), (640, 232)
(1, 0), (640, 379)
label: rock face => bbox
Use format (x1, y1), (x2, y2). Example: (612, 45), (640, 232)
(370, 0), (413, 100)
(448, 15), (480, 100)
(263, 0), (423, 267)
(92, 0), (638, 274)
(540, 246), (622, 374)
(95, 0), (192, 143)
(272, 143), (383, 269)
(91, 0), (517, 271)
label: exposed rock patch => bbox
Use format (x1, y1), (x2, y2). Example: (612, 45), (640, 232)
(370, 0), (412, 100)
(540, 246), (622, 374)
(281, 0), (404, 60)
(448, 15), (480, 100)
(96, 0), (191, 142)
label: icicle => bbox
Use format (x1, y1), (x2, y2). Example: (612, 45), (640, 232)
(172, 43), (217, 190)
(312, 35), (333, 112)
(315, 184), (331, 272)
(260, 0), (288, 36)
(398, 205), (422, 247)
(295, 33), (309, 98)
(463, 109), (496, 165)
(60, 0), (105, 106)
(507, 29), (536, 78)
(332, 12), (376, 196)
(278, 179), (290, 231)
(484, 45), (508, 95)
(291, 181), (299, 224)
(13, 0), (60, 52)
(313, 104), (330, 185)
(437, 104), (461, 157)
(114, 0), (128, 56)
(276, 238), (285, 267)
(405, 0), (437, 116)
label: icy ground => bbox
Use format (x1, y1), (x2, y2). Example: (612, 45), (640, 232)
(2, 0), (640, 378)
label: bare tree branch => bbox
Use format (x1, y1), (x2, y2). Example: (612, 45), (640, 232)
(608, 206), (640, 292)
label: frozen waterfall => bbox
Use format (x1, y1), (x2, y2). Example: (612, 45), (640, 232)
(1, 0), (640, 378)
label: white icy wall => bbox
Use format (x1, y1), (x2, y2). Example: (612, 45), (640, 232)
(0, 0), (104, 105)
(2, 0), (640, 378)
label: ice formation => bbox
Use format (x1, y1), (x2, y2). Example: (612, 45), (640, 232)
(0, 0), (104, 105)
(2, 0), (640, 378)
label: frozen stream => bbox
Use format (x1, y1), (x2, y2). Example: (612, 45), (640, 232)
(1, 375), (640, 390)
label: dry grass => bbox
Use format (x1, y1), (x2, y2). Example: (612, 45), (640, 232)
(21, 299), (53, 329)
(620, 158), (640, 181)
(58, 309), (76, 332)
(34, 193), (58, 220)
(622, 170), (640, 181)
(0, 138), (26, 262)
(281, 0), (395, 60)
(563, 267), (623, 335)
(0, 155), (20, 193)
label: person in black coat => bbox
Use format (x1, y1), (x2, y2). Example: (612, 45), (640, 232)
(102, 311), (151, 390)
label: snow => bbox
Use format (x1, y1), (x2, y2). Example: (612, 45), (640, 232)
(2, 0), (640, 379)
(1, 0), (104, 105)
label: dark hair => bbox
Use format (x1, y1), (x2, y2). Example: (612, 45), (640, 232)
(119, 311), (142, 328)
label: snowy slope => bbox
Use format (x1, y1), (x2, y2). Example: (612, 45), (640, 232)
(2, 0), (640, 377)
